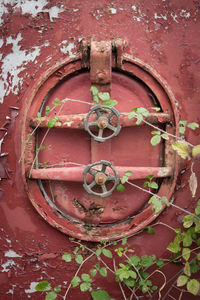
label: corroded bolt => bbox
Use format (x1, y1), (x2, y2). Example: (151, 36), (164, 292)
(98, 117), (108, 129)
(95, 172), (107, 185)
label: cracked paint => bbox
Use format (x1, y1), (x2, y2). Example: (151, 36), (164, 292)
(0, 33), (49, 103)
(4, 250), (22, 258)
(0, 0), (65, 23)
(59, 40), (76, 56)
(25, 282), (38, 294)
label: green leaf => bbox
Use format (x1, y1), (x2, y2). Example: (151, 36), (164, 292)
(179, 120), (187, 126)
(160, 196), (170, 206)
(192, 145), (200, 159)
(80, 282), (91, 292)
(98, 92), (110, 101)
(146, 174), (154, 180)
(177, 275), (188, 287)
(75, 254), (83, 264)
(187, 122), (199, 130)
(102, 100), (118, 107)
(183, 215), (194, 228)
(121, 175), (128, 184)
(141, 255), (155, 268)
(99, 267), (107, 277)
(161, 133), (169, 140)
(81, 273), (92, 282)
(156, 259), (164, 268)
(102, 249), (112, 258)
(37, 112), (41, 119)
(148, 196), (162, 213)
(146, 226), (155, 234)
(90, 269), (97, 277)
(151, 130), (161, 135)
(91, 290), (111, 300)
(167, 240), (181, 253)
(35, 281), (51, 292)
(117, 184), (125, 192)
(54, 286), (61, 293)
(183, 233), (193, 247)
(93, 95), (99, 103)
(150, 135), (161, 146)
(184, 262), (191, 276)
(187, 279), (200, 295)
(96, 248), (102, 257)
(172, 141), (191, 159)
(136, 114), (143, 125)
(148, 182), (158, 189)
(62, 253), (73, 262)
(125, 171), (133, 177)
(195, 205), (200, 216)
(115, 247), (123, 257)
(128, 111), (137, 119)
(182, 248), (190, 261)
(48, 118), (57, 129)
(45, 292), (57, 300)
(90, 86), (99, 96)
(71, 276), (81, 288)
(151, 107), (160, 111)
(128, 256), (140, 267)
(179, 126), (186, 134)
(45, 105), (50, 116)
(124, 278), (136, 287)
(122, 237), (127, 245)
(135, 107), (149, 117)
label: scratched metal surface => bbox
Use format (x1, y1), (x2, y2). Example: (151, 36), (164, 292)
(0, 0), (200, 299)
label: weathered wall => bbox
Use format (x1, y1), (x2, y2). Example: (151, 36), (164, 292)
(0, 0), (199, 299)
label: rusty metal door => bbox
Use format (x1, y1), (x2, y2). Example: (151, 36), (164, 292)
(0, 1), (199, 299)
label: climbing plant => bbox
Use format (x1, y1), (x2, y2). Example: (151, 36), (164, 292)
(22, 86), (200, 299)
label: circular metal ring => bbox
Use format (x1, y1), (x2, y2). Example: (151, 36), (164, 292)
(83, 160), (120, 198)
(84, 105), (121, 142)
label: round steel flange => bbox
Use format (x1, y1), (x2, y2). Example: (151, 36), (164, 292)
(84, 105), (121, 142)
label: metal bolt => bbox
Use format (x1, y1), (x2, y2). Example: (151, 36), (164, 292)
(95, 172), (107, 185)
(98, 117), (108, 129)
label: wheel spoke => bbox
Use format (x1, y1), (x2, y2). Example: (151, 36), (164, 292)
(101, 164), (107, 172)
(107, 124), (116, 132)
(88, 121), (98, 127)
(108, 111), (114, 120)
(98, 128), (104, 138)
(101, 184), (107, 193)
(107, 176), (115, 181)
(88, 180), (96, 189)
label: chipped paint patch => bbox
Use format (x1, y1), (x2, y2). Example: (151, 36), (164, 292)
(60, 41), (75, 56)
(4, 250), (22, 258)
(1, 260), (16, 272)
(0, 33), (49, 103)
(154, 12), (167, 20)
(0, 0), (65, 23)
(180, 9), (191, 19)
(63, 121), (73, 127)
(109, 8), (117, 14)
(25, 282), (38, 294)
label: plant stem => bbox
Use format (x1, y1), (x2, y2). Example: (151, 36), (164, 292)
(62, 97), (93, 106)
(63, 253), (93, 300)
(113, 258), (128, 300)
(126, 180), (200, 220)
(142, 119), (194, 147)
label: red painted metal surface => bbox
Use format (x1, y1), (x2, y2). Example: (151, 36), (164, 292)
(0, 1), (200, 299)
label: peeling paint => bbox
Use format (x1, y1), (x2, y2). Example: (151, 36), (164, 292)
(60, 41), (75, 55)
(1, 260), (16, 272)
(25, 282), (38, 294)
(0, 0), (65, 23)
(180, 9), (191, 19)
(4, 250), (22, 258)
(0, 33), (49, 103)
(109, 8), (117, 14)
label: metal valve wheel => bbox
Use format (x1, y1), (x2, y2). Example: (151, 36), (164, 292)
(84, 105), (121, 142)
(83, 160), (120, 198)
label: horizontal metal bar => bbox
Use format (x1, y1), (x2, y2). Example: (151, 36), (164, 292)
(30, 112), (172, 129)
(30, 166), (173, 182)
